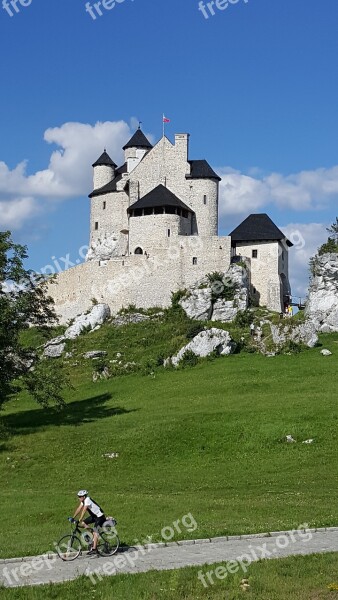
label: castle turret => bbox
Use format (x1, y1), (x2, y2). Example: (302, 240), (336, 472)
(123, 127), (153, 173)
(92, 150), (117, 190)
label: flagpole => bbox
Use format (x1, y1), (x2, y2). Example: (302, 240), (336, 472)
(162, 113), (165, 138)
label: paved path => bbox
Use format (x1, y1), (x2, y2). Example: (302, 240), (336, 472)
(1, 529), (338, 588)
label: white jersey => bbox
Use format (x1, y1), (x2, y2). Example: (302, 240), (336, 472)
(83, 496), (104, 518)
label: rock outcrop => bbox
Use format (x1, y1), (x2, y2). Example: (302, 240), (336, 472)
(43, 304), (111, 356)
(178, 265), (249, 323)
(306, 253), (338, 332)
(167, 328), (236, 367)
(86, 233), (125, 262)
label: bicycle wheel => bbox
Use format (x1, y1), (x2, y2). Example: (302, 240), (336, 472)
(56, 534), (82, 561)
(97, 531), (120, 557)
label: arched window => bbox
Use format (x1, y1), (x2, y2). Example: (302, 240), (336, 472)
(134, 247), (143, 255)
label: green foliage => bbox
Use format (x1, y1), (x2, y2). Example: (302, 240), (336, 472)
(185, 322), (204, 340)
(178, 349), (199, 368)
(207, 271), (238, 302)
(233, 310), (253, 328)
(171, 288), (188, 309)
(318, 237), (338, 255)
(0, 231), (68, 408)
(24, 359), (72, 408)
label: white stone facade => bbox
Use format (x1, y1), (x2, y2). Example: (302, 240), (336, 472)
(48, 128), (292, 323)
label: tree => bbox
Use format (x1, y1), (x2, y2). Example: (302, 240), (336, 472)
(0, 231), (68, 409)
(317, 218), (338, 256)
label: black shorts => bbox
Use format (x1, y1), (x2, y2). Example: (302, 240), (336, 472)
(84, 514), (106, 531)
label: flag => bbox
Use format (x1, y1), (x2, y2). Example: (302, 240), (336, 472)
(163, 115), (170, 123)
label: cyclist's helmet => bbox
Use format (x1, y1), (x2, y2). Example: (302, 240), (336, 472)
(77, 489), (88, 497)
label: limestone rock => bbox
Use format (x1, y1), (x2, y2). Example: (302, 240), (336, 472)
(112, 313), (150, 327)
(84, 351), (108, 359)
(86, 233), (125, 261)
(306, 253), (338, 332)
(179, 288), (213, 321)
(169, 328), (236, 367)
(211, 299), (237, 322)
(289, 321), (318, 348)
(65, 304), (111, 339)
(321, 348), (332, 356)
(44, 343), (65, 358)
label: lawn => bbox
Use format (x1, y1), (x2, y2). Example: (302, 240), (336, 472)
(2, 553), (338, 599)
(1, 317), (338, 559)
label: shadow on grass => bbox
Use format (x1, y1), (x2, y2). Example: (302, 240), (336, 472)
(1, 393), (137, 440)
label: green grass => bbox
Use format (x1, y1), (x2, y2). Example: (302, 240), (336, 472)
(2, 553), (338, 598)
(2, 312), (338, 559)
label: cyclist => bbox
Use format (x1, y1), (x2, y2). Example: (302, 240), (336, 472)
(73, 489), (107, 555)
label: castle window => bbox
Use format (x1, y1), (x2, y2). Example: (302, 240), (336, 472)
(282, 250), (285, 261)
(203, 195), (207, 205)
(95, 222), (98, 230)
(182, 210), (188, 219)
(134, 247), (143, 255)
(154, 206), (164, 215)
(167, 229), (171, 237)
(103, 201), (106, 210)
(193, 257), (197, 265)
(144, 207), (152, 216)
(252, 249), (258, 258)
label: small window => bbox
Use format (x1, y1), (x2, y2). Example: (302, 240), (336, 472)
(134, 247), (143, 255)
(252, 249), (258, 258)
(94, 222), (98, 230)
(253, 286), (256, 294)
(193, 257), (197, 265)
(282, 251), (285, 261)
(103, 201), (106, 210)
(203, 195), (207, 205)
(167, 229), (171, 237)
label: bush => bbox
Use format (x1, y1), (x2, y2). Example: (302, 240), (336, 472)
(178, 350), (199, 368)
(207, 272), (238, 302)
(171, 289), (188, 309)
(186, 322), (204, 340)
(233, 310), (253, 328)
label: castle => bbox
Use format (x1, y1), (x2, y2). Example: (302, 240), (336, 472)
(49, 127), (292, 323)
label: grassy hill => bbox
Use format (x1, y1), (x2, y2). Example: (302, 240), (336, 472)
(1, 308), (338, 559)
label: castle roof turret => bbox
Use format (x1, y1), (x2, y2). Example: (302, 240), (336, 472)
(128, 184), (193, 214)
(123, 128), (153, 151)
(230, 214), (293, 246)
(92, 150), (117, 168)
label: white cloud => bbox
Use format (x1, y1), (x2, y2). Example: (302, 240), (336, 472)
(281, 222), (328, 298)
(0, 120), (131, 229)
(218, 165), (338, 219)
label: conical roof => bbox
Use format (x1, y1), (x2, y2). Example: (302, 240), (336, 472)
(92, 150), (117, 168)
(122, 128), (153, 151)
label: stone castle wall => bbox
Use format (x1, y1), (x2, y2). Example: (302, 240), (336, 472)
(49, 235), (231, 324)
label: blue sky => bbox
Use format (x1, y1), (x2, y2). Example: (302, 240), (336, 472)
(1, 0), (338, 296)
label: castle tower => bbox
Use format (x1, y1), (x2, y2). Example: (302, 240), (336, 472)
(123, 127), (153, 173)
(92, 150), (117, 189)
(186, 160), (220, 237)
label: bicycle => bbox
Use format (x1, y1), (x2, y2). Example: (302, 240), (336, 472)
(56, 517), (120, 561)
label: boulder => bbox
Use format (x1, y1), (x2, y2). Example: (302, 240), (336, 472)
(289, 321), (318, 348)
(169, 328), (236, 367)
(179, 288), (213, 321)
(321, 349), (332, 356)
(44, 343), (65, 358)
(65, 304), (111, 339)
(84, 351), (108, 359)
(112, 313), (150, 327)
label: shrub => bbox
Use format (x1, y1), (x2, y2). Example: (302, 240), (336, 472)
(207, 272), (238, 302)
(171, 289), (188, 309)
(186, 322), (204, 340)
(178, 350), (199, 368)
(233, 310), (253, 328)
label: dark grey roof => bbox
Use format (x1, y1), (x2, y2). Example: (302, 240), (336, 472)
(92, 151), (117, 168)
(186, 160), (221, 181)
(128, 185), (193, 213)
(123, 128), (153, 151)
(89, 163), (128, 198)
(229, 214), (293, 247)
